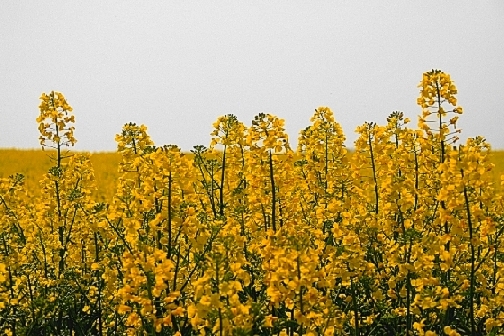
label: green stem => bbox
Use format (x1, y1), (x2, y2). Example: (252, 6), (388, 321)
(462, 168), (476, 335)
(269, 151), (277, 232)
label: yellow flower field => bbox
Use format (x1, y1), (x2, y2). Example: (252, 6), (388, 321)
(0, 149), (121, 202)
(1, 70), (504, 335)
(2, 150), (504, 203)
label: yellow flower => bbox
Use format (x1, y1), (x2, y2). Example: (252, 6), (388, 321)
(0, 263), (6, 282)
(117, 304), (131, 314)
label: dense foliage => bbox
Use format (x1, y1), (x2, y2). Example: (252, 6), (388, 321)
(1, 70), (504, 335)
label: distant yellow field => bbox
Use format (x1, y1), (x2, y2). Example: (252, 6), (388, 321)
(489, 150), (504, 189)
(0, 149), (121, 202)
(1, 148), (503, 201)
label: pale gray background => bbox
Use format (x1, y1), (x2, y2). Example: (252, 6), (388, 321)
(1, 1), (503, 152)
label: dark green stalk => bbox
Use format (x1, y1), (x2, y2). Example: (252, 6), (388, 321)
(461, 168), (476, 335)
(167, 172), (173, 259)
(219, 145), (226, 217)
(351, 279), (360, 336)
(216, 258), (223, 336)
(367, 125), (379, 214)
(269, 151), (277, 232)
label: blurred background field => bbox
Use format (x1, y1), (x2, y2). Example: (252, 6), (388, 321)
(0, 149), (121, 202)
(490, 150), (504, 190)
(1, 148), (503, 202)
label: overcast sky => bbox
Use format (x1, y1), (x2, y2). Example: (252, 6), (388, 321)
(1, 1), (503, 152)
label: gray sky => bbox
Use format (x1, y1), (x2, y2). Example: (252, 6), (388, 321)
(1, 1), (503, 152)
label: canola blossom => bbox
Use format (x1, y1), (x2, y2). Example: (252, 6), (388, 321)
(1, 72), (504, 335)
